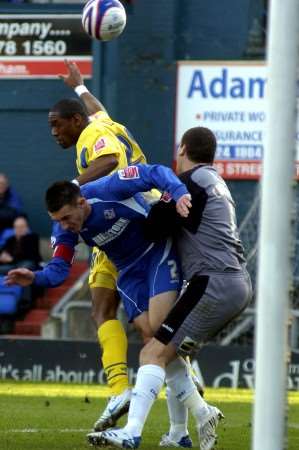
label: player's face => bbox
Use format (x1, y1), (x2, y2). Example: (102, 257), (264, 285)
(49, 201), (86, 233)
(48, 112), (79, 148)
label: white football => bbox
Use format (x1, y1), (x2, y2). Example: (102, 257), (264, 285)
(82, 0), (127, 41)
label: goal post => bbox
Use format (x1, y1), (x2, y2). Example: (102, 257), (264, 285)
(253, 1), (299, 449)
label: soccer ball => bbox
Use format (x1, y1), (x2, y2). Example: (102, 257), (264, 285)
(82, 0), (127, 41)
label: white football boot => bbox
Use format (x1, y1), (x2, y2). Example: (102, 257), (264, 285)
(93, 388), (132, 431)
(198, 405), (224, 450)
(87, 428), (141, 449)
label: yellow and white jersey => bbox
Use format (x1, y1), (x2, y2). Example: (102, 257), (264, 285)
(76, 110), (146, 175)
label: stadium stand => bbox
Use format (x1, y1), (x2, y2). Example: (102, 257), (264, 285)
(0, 280), (23, 315)
(215, 184), (299, 350)
(0, 226), (89, 337)
(0, 200), (42, 334)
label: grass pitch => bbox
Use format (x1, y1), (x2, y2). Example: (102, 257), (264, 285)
(0, 381), (298, 450)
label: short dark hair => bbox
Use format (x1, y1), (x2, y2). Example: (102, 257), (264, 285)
(50, 98), (88, 120)
(46, 181), (80, 213)
(181, 127), (217, 163)
(14, 213), (29, 222)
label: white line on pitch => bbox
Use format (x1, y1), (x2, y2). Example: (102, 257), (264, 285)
(2, 429), (90, 433)
(3, 424), (299, 433)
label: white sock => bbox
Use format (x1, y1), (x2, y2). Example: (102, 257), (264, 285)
(165, 357), (196, 401)
(166, 386), (189, 440)
(184, 389), (210, 423)
(166, 358), (209, 422)
(124, 364), (165, 437)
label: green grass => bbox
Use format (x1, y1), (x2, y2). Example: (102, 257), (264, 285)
(0, 381), (298, 450)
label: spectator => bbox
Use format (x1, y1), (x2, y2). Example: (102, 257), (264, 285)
(0, 173), (24, 235)
(0, 216), (41, 275)
(0, 216), (43, 331)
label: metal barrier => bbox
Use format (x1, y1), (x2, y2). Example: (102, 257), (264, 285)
(220, 307), (299, 351)
(42, 268), (90, 339)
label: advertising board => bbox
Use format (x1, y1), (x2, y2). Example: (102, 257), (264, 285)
(0, 14), (91, 78)
(175, 61), (299, 179)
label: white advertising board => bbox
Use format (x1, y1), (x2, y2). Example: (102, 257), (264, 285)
(174, 61), (299, 180)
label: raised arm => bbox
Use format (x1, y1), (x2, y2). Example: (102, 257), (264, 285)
(59, 59), (107, 115)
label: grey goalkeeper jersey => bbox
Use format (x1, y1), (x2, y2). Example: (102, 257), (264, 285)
(176, 165), (246, 279)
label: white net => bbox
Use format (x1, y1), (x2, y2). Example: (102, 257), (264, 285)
(217, 182), (299, 346)
(238, 184), (299, 308)
(238, 187), (260, 297)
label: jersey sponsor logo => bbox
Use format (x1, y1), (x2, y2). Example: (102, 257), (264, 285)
(93, 138), (106, 153)
(92, 218), (130, 246)
(118, 166), (140, 180)
(104, 208), (116, 220)
(161, 191), (172, 203)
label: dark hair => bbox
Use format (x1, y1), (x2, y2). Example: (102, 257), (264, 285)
(46, 181), (80, 213)
(50, 98), (88, 120)
(181, 127), (217, 163)
(14, 213), (29, 222)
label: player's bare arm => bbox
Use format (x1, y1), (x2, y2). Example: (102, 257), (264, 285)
(59, 59), (107, 115)
(5, 268), (35, 286)
(76, 154), (119, 185)
(176, 193), (192, 217)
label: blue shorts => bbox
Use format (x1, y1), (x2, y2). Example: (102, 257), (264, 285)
(117, 239), (182, 322)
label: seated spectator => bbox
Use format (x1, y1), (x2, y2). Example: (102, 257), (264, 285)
(0, 215), (42, 332)
(0, 216), (41, 275)
(0, 173), (24, 236)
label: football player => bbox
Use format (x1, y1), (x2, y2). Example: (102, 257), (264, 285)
(87, 127), (252, 450)
(49, 59), (151, 431)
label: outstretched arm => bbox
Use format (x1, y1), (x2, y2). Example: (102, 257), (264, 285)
(59, 59), (107, 115)
(5, 268), (35, 287)
(6, 224), (78, 288)
(5, 251), (73, 288)
(92, 164), (192, 217)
